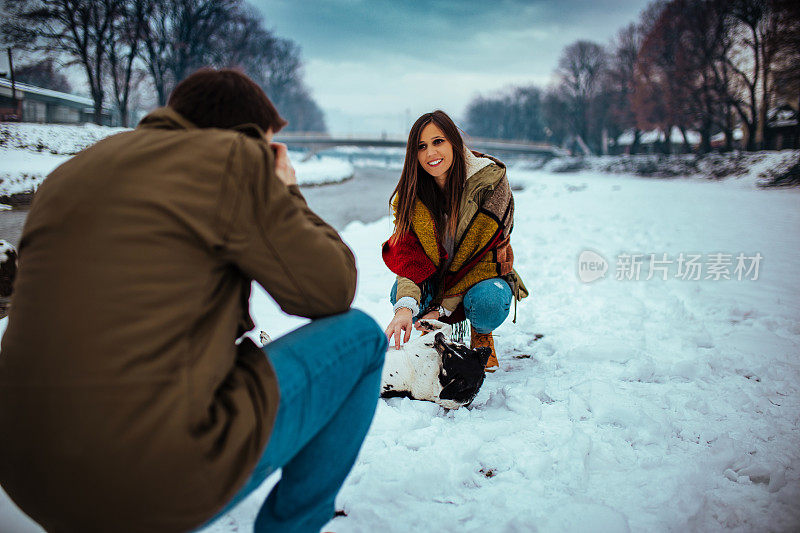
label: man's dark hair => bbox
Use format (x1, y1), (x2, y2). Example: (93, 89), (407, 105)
(168, 68), (288, 134)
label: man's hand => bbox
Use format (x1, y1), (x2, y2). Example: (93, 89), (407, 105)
(270, 142), (297, 186)
(385, 308), (413, 350)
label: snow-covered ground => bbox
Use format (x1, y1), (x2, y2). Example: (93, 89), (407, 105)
(0, 123), (354, 197)
(1, 140), (799, 531)
(204, 167), (800, 532)
(0, 148), (71, 197)
(0, 122), (130, 156)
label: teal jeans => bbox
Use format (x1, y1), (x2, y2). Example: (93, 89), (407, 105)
(203, 309), (387, 532)
(390, 278), (512, 333)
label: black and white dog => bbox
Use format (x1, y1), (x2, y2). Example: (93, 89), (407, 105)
(380, 320), (491, 409)
(0, 240), (17, 299)
(0, 240), (18, 320)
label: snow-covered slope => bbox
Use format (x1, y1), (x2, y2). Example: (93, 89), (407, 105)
(0, 123), (354, 197)
(0, 122), (129, 155)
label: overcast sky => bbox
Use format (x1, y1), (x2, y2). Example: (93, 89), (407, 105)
(251, 0), (653, 136)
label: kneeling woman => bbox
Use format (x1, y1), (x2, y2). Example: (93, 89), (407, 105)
(382, 110), (528, 372)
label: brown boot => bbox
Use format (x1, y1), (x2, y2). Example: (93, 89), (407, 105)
(471, 327), (499, 372)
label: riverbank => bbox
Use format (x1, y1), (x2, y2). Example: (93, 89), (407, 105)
(0, 122), (356, 207)
(0, 164), (399, 248)
(536, 150), (800, 187)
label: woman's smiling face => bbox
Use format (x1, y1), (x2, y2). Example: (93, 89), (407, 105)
(417, 122), (454, 181)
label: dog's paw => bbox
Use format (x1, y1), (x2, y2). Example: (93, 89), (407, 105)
(416, 319), (447, 333)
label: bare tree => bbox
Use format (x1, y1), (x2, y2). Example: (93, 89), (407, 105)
(464, 86), (545, 141)
(633, 0), (698, 153)
(6, 0), (328, 131)
(672, 0), (734, 153)
(464, 95), (506, 139)
(542, 87), (571, 147)
(6, 0), (123, 124)
(138, 0), (171, 105)
(725, 0), (772, 149)
(769, 0), (800, 110)
(138, 0), (238, 105)
(555, 40), (608, 153)
(107, 0), (146, 126)
(279, 86), (327, 132)
(14, 58), (72, 92)
(259, 39), (303, 110)
(606, 23), (643, 153)
(200, 4), (322, 131)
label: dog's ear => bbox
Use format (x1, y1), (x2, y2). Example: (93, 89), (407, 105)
(440, 376), (484, 405)
(439, 378), (462, 401)
(433, 332), (448, 356)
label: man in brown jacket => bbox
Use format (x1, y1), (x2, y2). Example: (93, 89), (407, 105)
(0, 69), (387, 532)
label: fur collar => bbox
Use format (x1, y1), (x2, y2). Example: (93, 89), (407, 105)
(464, 148), (495, 180)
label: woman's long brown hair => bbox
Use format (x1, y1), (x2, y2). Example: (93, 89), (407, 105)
(389, 110), (467, 246)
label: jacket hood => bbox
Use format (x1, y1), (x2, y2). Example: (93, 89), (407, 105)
(465, 148), (505, 181)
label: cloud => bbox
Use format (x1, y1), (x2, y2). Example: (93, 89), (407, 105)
(251, 0), (652, 134)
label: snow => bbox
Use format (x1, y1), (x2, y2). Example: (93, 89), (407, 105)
(617, 127), (703, 146)
(1, 152), (800, 532)
(0, 147), (71, 196)
(287, 151), (354, 185)
(0, 122), (129, 155)
(204, 168), (800, 532)
(712, 129), (745, 143)
(537, 150), (799, 185)
(0, 123), (354, 195)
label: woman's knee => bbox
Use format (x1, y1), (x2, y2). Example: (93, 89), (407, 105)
(463, 279), (512, 332)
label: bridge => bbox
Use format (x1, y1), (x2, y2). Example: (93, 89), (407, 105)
(274, 133), (566, 157)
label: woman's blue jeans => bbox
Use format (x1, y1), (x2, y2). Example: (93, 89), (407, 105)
(390, 278), (513, 334)
(204, 308), (387, 533)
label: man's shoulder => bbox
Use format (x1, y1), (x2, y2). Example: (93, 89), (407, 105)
(98, 126), (272, 175)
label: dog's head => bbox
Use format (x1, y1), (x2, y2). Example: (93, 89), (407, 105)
(433, 332), (491, 406)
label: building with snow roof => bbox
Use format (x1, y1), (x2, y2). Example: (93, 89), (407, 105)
(0, 78), (115, 126)
(765, 104), (799, 150)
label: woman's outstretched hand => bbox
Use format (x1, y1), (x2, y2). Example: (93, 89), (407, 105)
(385, 308), (413, 350)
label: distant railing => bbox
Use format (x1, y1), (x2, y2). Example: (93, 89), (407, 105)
(274, 133), (566, 156)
